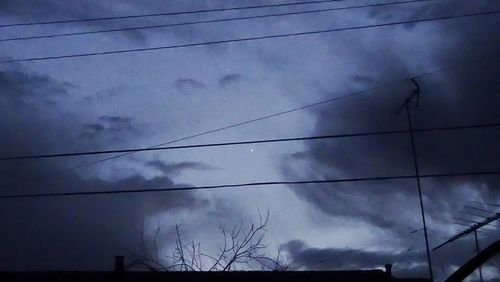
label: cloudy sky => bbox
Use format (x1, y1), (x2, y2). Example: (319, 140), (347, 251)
(0, 0), (499, 280)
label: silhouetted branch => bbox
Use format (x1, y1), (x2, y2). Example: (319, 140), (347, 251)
(136, 210), (290, 271)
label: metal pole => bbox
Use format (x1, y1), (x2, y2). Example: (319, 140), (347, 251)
(474, 230), (483, 282)
(405, 104), (434, 281)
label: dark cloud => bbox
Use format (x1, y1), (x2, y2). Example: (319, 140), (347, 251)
(0, 67), (209, 270)
(0, 0), (227, 44)
(0, 67), (72, 106)
(351, 75), (376, 86)
(0, 0), (153, 42)
(280, 0), (500, 276)
(1, 0), (499, 275)
(283, 237), (499, 280)
(282, 0), (500, 216)
(0, 172), (209, 270)
(146, 160), (217, 176)
(283, 239), (424, 273)
(219, 73), (243, 87)
(80, 115), (138, 140)
(174, 78), (205, 93)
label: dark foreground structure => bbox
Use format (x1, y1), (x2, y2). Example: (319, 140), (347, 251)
(2, 240), (498, 282)
(0, 270), (429, 282)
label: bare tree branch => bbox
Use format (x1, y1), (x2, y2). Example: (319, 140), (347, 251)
(136, 210), (289, 272)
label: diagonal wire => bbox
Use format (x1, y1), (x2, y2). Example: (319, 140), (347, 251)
(0, 0), (354, 28)
(1, 122), (500, 161)
(2, 169), (500, 199)
(0, 0), (435, 42)
(2, 9), (500, 64)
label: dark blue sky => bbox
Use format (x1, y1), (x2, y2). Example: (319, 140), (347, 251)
(0, 0), (499, 280)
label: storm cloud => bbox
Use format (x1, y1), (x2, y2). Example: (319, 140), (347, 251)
(280, 0), (500, 278)
(0, 66), (208, 270)
(0, 0), (499, 278)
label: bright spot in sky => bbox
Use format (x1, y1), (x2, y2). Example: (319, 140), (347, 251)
(250, 148), (254, 152)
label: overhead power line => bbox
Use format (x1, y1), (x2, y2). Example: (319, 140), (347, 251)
(22, 79), (408, 180)
(2, 169), (500, 199)
(317, 228), (425, 265)
(0, 0), (434, 42)
(2, 9), (499, 64)
(452, 222), (495, 232)
(434, 211), (500, 251)
(468, 200), (500, 208)
(2, 122), (499, 161)
(454, 217), (481, 225)
(0, 0), (353, 28)
(464, 206), (497, 214)
(7, 61), (491, 185)
(458, 211), (487, 219)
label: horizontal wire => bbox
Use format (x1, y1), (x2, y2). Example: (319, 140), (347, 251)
(0, 0), (350, 28)
(1, 61), (493, 186)
(2, 169), (500, 199)
(2, 9), (499, 64)
(1, 122), (499, 161)
(0, 0), (434, 42)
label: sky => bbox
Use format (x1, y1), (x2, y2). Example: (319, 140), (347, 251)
(0, 0), (499, 280)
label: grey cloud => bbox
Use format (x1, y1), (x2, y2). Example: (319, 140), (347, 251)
(0, 68), (209, 270)
(0, 133), (209, 271)
(283, 237), (499, 280)
(80, 115), (138, 140)
(0, 0), (150, 42)
(0, 68), (72, 106)
(0, 172), (209, 270)
(280, 0), (500, 273)
(351, 75), (376, 86)
(219, 73), (243, 87)
(99, 115), (132, 124)
(282, 0), (500, 218)
(146, 160), (217, 176)
(174, 78), (205, 93)
(283, 239), (425, 274)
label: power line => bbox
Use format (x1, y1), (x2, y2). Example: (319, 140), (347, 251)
(454, 217), (481, 225)
(434, 211), (500, 251)
(2, 122), (499, 161)
(2, 9), (500, 64)
(468, 200), (500, 208)
(456, 209), (500, 227)
(2, 169), (500, 199)
(316, 228), (423, 265)
(452, 222), (495, 232)
(18, 79), (407, 181)
(0, 0), (435, 42)
(458, 211), (487, 219)
(5, 61), (491, 185)
(0, 0), (355, 28)
(1, 129), (408, 160)
(464, 206), (497, 214)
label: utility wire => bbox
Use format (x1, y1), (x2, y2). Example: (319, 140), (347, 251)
(454, 217), (481, 225)
(0, 0), (356, 28)
(468, 200), (500, 208)
(458, 211), (487, 219)
(0, 0), (435, 42)
(435, 212), (500, 250)
(2, 122), (499, 161)
(464, 206), (497, 214)
(2, 170), (500, 199)
(6, 61), (491, 184)
(456, 211), (500, 227)
(2, 9), (499, 64)
(19, 79), (407, 180)
(452, 222), (495, 232)
(316, 228), (424, 265)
